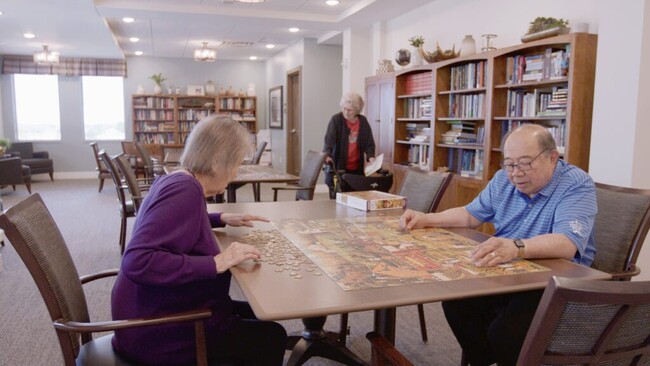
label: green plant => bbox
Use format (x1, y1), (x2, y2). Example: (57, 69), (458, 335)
(0, 137), (11, 149)
(149, 73), (167, 86)
(409, 36), (425, 48)
(527, 17), (569, 34)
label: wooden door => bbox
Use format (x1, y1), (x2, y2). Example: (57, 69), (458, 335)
(286, 67), (302, 176)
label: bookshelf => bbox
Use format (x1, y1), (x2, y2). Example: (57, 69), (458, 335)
(393, 66), (434, 169)
(377, 33), (597, 224)
(217, 96), (257, 134)
(132, 95), (176, 145)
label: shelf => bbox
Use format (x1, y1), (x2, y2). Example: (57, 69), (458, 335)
(436, 143), (484, 150)
(396, 140), (430, 146)
(438, 87), (487, 95)
(494, 77), (568, 89)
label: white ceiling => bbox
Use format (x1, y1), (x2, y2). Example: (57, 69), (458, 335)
(0, 0), (434, 61)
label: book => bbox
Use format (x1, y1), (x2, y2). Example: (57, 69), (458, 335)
(336, 190), (406, 211)
(364, 153), (384, 176)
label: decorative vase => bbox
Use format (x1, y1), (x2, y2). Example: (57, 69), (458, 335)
(153, 84), (162, 95)
(460, 35), (476, 56)
(247, 83), (256, 96)
(395, 49), (411, 66)
(410, 47), (423, 67)
(136, 84), (145, 95)
(205, 80), (216, 96)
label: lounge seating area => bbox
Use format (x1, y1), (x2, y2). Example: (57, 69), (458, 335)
(7, 142), (54, 181)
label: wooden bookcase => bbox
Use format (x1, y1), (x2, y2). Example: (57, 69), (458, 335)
(132, 94), (257, 154)
(374, 33), (597, 225)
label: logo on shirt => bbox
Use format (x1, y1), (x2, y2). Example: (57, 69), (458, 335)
(569, 220), (585, 237)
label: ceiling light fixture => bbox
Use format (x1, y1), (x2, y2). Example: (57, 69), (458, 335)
(33, 45), (59, 65)
(135, 51), (143, 56)
(234, 0), (266, 3)
(122, 17), (135, 23)
(24, 32), (35, 39)
(326, 0), (340, 5)
(289, 27), (300, 33)
(129, 37), (140, 43)
(194, 42), (217, 62)
(249, 56), (258, 60)
(266, 44), (276, 49)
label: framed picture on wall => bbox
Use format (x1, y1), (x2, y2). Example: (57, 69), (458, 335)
(269, 85), (283, 129)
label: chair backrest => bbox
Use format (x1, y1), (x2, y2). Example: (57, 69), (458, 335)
(8, 141), (34, 159)
(0, 194), (91, 364)
(518, 276), (650, 365)
(135, 142), (155, 177)
(592, 182), (650, 280)
(99, 149), (129, 208)
(296, 150), (327, 200)
(89, 142), (108, 174)
(0, 157), (27, 185)
(398, 169), (453, 213)
(252, 141), (268, 165)
(114, 154), (145, 213)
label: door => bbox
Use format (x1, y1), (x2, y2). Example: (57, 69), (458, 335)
(364, 74), (395, 163)
(286, 67), (302, 176)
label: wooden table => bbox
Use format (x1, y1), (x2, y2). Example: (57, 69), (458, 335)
(224, 165), (299, 203)
(211, 200), (610, 365)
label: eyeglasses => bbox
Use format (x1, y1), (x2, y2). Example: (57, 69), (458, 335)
(501, 150), (547, 173)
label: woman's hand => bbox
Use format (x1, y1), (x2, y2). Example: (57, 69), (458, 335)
(214, 242), (261, 273)
(221, 213), (269, 227)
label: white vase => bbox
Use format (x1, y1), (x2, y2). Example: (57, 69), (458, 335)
(461, 35), (476, 56)
(153, 84), (162, 95)
(205, 81), (216, 95)
(410, 47), (423, 67)
(136, 84), (145, 95)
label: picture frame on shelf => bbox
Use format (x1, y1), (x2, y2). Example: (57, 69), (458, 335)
(269, 85), (283, 129)
(187, 85), (205, 96)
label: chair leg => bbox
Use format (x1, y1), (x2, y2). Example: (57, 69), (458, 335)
(273, 189), (278, 202)
(417, 304), (428, 343)
(12, 185), (16, 191)
(98, 178), (105, 193)
(25, 183), (32, 194)
(49, 171), (54, 181)
(119, 215), (127, 255)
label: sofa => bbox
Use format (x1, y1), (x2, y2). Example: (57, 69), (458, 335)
(0, 156), (32, 193)
(7, 142), (53, 180)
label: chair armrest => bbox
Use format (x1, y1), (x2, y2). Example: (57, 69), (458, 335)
(271, 184), (314, 192)
(609, 265), (641, 281)
(366, 331), (414, 366)
(53, 308), (212, 333)
(34, 151), (49, 159)
(79, 269), (119, 284)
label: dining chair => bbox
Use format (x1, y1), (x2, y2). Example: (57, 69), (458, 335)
(120, 141), (145, 178)
(0, 193), (212, 366)
(113, 154), (147, 214)
(135, 142), (164, 179)
(232, 141), (269, 200)
(272, 150), (327, 201)
(89, 142), (112, 193)
(365, 331), (414, 366)
(591, 182), (650, 280)
(99, 150), (135, 254)
(339, 169), (453, 344)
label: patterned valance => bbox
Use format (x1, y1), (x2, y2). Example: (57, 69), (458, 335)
(1, 55), (127, 77)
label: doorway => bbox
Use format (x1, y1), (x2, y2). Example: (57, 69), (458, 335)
(286, 67), (302, 176)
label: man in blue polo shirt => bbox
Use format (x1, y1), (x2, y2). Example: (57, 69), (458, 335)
(400, 124), (597, 366)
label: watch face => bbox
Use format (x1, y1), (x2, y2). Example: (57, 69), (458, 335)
(514, 239), (525, 248)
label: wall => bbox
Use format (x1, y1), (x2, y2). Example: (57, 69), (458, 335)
(0, 56), (266, 175)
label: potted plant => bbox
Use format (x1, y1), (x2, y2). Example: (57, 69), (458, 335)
(0, 137), (11, 156)
(522, 17), (570, 42)
(149, 73), (167, 94)
(408, 36), (425, 66)
(408, 36), (425, 48)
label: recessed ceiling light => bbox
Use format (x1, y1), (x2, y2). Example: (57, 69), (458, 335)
(0, 11), (4, 16)
(122, 17), (135, 23)
(135, 51), (143, 56)
(266, 44), (276, 49)
(24, 33), (35, 39)
(129, 37), (140, 43)
(249, 56), (258, 60)
(289, 27), (300, 33)
(234, 0), (266, 3)
(326, 0), (340, 5)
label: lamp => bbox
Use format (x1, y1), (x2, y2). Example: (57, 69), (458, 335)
(193, 42), (217, 62)
(33, 45), (60, 65)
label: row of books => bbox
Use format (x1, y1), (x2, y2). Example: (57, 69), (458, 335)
(217, 111), (255, 122)
(447, 149), (484, 179)
(500, 120), (566, 151)
(178, 109), (212, 121)
(405, 123), (431, 143)
(134, 121), (175, 132)
(448, 93), (485, 119)
(133, 96), (175, 109)
(407, 144), (429, 167)
(402, 96), (432, 118)
(537, 88), (568, 117)
(134, 109), (175, 121)
(506, 87), (568, 118)
(404, 72), (432, 95)
(135, 132), (175, 144)
(441, 121), (485, 145)
(449, 61), (487, 90)
(505, 45), (570, 84)
(179, 121), (199, 132)
(218, 97), (255, 110)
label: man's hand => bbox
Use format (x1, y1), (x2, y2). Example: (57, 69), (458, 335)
(214, 241), (261, 273)
(221, 213), (269, 227)
(471, 237), (519, 267)
(399, 209), (429, 230)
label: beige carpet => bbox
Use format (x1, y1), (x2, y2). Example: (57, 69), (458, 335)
(0, 177), (462, 365)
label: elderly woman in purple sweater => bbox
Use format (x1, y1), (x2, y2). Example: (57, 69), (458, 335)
(111, 116), (287, 365)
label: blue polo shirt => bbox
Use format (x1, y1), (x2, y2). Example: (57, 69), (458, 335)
(466, 160), (596, 266)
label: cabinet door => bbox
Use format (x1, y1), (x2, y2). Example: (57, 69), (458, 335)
(365, 76), (394, 162)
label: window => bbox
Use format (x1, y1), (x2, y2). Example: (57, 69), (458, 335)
(82, 76), (125, 140)
(13, 74), (61, 141)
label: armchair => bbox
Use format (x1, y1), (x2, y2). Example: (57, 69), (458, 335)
(0, 157), (32, 193)
(7, 142), (53, 180)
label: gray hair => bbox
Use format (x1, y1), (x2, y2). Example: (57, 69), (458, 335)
(179, 115), (253, 177)
(340, 92), (364, 113)
(502, 124), (557, 155)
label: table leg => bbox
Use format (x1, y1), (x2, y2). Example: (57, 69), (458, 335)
(286, 316), (367, 366)
(373, 308), (397, 344)
(227, 184), (237, 203)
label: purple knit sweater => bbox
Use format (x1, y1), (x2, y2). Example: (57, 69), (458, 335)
(111, 173), (235, 365)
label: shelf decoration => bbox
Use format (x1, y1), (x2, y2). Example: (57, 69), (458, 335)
(417, 42), (459, 63)
(395, 49), (411, 66)
(521, 17), (570, 43)
(149, 73), (166, 95)
(408, 36), (425, 66)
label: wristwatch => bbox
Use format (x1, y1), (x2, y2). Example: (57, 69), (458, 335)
(513, 239), (526, 258)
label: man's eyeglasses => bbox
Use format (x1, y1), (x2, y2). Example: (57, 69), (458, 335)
(501, 150), (547, 173)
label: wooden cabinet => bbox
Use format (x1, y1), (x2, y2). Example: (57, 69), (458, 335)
(364, 73), (395, 162)
(132, 95), (177, 145)
(217, 96), (257, 134)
